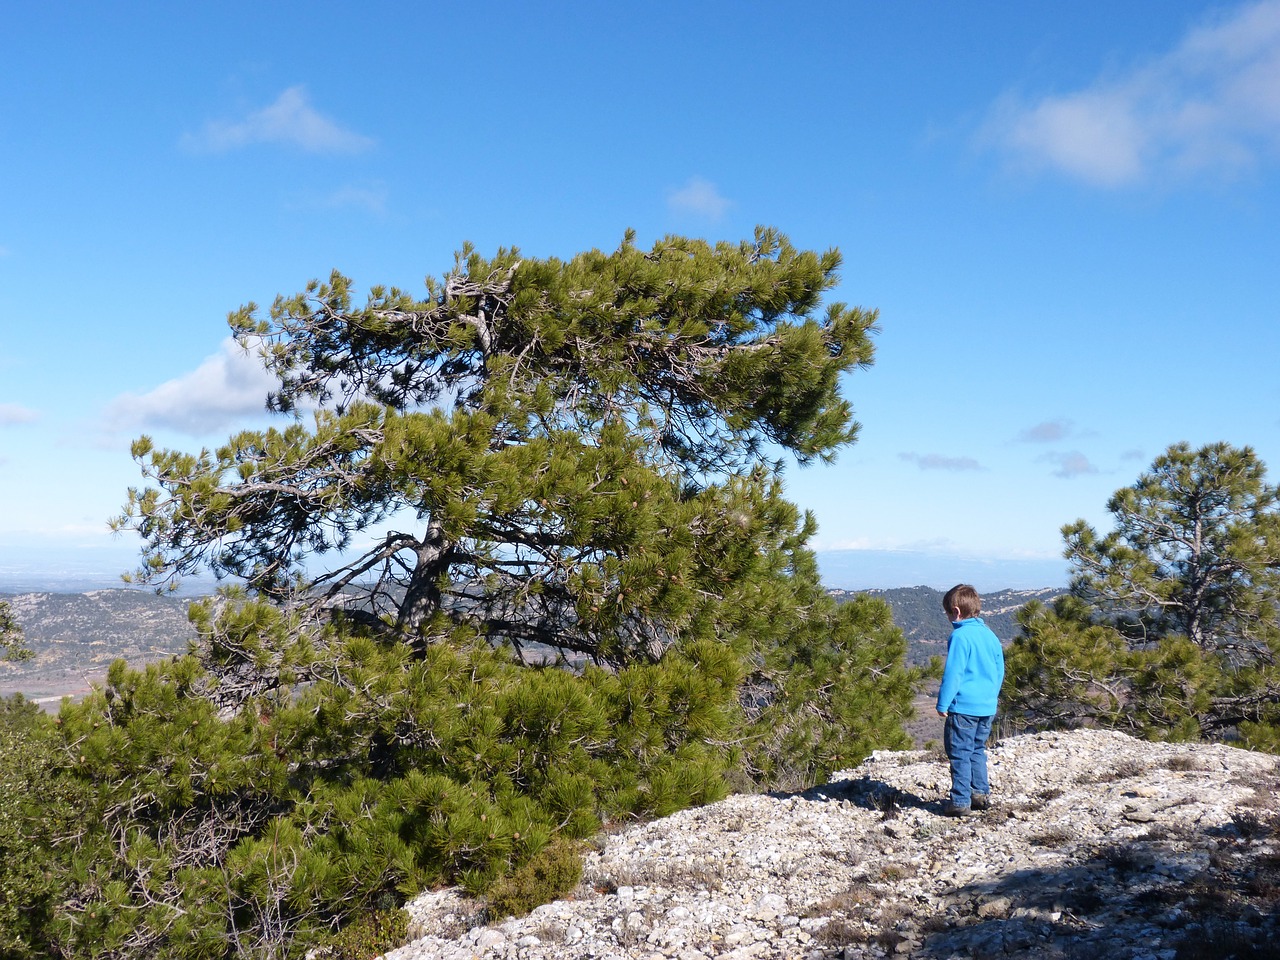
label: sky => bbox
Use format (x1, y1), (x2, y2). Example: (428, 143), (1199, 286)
(3, 1), (1280, 593)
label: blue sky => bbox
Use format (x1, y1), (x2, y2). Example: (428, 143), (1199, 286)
(3, 1), (1280, 592)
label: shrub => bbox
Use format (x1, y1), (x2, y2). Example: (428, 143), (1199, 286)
(322, 907), (410, 960)
(484, 838), (584, 920)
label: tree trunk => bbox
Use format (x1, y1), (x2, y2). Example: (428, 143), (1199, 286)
(396, 517), (450, 642)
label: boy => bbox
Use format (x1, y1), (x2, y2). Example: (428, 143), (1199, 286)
(935, 584), (1005, 817)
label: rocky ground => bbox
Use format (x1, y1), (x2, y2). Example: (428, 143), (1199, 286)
(385, 729), (1280, 960)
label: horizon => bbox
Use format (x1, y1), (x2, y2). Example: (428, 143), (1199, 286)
(0, 546), (1067, 597)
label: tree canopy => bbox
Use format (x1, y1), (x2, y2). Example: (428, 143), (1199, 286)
(115, 228), (878, 668)
(1005, 442), (1280, 747)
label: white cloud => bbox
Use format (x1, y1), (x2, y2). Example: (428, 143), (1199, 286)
(0, 404), (38, 425)
(667, 176), (732, 219)
(981, 0), (1280, 186)
(183, 85), (375, 154)
(1038, 450), (1099, 478)
(1017, 419), (1074, 443)
(104, 337), (277, 436)
(899, 452), (984, 471)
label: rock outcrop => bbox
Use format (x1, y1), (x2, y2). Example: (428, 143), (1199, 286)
(388, 729), (1279, 960)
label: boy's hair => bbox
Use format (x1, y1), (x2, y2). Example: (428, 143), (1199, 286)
(943, 583), (981, 619)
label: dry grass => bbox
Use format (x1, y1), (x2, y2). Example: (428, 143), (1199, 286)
(805, 881), (876, 917)
(527, 920), (567, 943)
(1029, 825), (1075, 847)
(868, 787), (904, 820)
(811, 916), (866, 947)
(880, 862), (917, 882)
(587, 857), (733, 893)
(1084, 758), (1148, 783)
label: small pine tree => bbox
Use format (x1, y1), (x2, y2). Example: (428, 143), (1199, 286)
(1005, 442), (1280, 747)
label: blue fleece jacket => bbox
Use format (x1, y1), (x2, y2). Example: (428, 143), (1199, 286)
(936, 617), (1005, 717)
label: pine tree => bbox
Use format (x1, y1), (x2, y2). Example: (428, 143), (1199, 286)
(1005, 442), (1280, 746)
(0, 696), (79, 959)
(61, 229), (921, 958)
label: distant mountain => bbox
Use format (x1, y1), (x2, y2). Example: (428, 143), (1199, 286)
(831, 585), (1063, 665)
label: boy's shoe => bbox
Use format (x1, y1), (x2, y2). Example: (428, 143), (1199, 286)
(942, 802), (974, 817)
(971, 793), (990, 811)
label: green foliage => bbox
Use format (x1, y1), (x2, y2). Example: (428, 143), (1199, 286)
(1003, 598), (1134, 732)
(57, 231), (918, 957)
(321, 908), (409, 960)
(21, 563), (914, 958)
(484, 838), (584, 920)
(1063, 441), (1280, 656)
(1005, 442), (1280, 748)
(0, 599), (31, 662)
(0, 696), (83, 960)
(745, 589), (919, 789)
(40, 630), (780, 957)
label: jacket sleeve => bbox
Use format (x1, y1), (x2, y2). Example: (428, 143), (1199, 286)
(935, 634), (966, 712)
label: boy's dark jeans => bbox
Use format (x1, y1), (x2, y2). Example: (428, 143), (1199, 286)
(944, 712), (994, 808)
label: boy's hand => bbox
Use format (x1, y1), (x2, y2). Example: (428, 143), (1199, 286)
(936, 709), (947, 718)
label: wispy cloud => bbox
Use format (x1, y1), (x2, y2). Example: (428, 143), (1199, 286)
(981, 0), (1280, 186)
(312, 181), (389, 216)
(183, 85), (375, 154)
(0, 404), (39, 425)
(1017, 419), (1075, 443)
(1038, 450), (1099, 478)
(667, 176), (732, 219)
(899, 452), (984, 471)
(104, 337), (277, 436)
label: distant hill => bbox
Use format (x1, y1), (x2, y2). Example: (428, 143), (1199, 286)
(0, 590), (198, 705)
(831, 585), (1063, 665)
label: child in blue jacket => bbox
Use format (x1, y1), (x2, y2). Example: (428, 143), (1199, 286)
(935, 583), (1005, 816)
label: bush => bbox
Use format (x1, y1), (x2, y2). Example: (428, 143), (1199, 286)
(484, 838), (584, 920)
(322, 907), (410, 960)
(3, 542), (921, 960)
